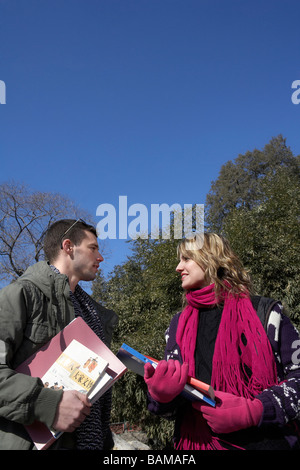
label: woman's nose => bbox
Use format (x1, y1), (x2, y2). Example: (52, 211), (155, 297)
(176, 261), (183, 272)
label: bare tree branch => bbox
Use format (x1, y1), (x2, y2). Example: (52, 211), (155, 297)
(0, 181), (95, 283)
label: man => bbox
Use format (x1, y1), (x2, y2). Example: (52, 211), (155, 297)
(0, 219), (118, 449)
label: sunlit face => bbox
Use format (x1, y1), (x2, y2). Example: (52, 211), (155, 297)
(176, 254), (206, 290)
(72, 230), (103, 282)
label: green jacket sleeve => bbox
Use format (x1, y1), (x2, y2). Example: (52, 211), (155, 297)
(0, 282), (62, 427)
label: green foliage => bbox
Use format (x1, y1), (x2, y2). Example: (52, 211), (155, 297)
(92, 135), (300, 448)
(205, 135), (299, 231)
(94, 238), (181, 353)
(92, 237), (181, 448)
(223, 166), (300, 328)
(206, 134), (300, 328)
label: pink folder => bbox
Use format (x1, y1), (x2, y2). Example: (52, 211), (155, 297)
(17, 317), (127, 450)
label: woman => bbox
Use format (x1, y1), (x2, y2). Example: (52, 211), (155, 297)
(144, 233), (300, 450)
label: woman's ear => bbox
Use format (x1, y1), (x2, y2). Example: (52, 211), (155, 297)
(217, 266), (226, 279)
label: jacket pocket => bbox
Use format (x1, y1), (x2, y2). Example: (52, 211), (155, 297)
(13, 323), (51, 368)
(24, 322), (50, 345)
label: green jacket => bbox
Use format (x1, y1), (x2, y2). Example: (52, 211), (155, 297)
(0, 261), (118, 450)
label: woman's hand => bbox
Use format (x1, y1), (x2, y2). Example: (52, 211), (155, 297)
(193, 390), (263, 434)
(144, 359), (188, 403)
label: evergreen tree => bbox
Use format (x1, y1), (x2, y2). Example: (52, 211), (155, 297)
(92, 135), (300, 447)
(223, 166), (300, 327)
(92, 237), (181, 448)
(205, 135), (299, 231)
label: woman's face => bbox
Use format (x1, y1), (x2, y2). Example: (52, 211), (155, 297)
(176, 254), (207, 290)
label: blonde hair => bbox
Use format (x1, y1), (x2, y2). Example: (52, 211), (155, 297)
(177, 233), (252, 300)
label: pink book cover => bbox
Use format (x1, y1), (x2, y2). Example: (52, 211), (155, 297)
(16, 317), (127, 450)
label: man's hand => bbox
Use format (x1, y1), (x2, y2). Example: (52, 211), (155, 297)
(52, 390), (92, 433)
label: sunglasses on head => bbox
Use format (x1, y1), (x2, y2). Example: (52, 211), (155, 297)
(60, 218), (87, 248)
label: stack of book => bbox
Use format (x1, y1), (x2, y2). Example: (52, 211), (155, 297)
(116, 343), (216, 407)
(16, 317), (127, 450)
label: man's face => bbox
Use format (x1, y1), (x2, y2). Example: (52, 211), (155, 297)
(71, 230), (103, 282)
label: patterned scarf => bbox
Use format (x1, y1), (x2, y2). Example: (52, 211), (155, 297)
(70, 284), (112, 450)
(50, 266), (112, 450)
(175, 284), (278, 450)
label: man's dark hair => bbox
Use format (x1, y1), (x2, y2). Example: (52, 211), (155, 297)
(43, 219), (97, 263)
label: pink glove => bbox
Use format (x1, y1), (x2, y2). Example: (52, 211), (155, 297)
(144, 360), (188, 403)
(193, 391), (263, 434)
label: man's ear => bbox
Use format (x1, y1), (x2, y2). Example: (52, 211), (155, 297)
(61, 238), (74, 254)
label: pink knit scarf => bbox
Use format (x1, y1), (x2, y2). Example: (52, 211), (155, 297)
(175, 284), (278, 450)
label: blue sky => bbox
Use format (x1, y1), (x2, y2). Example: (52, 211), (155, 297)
(1, 0), (300, 277)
